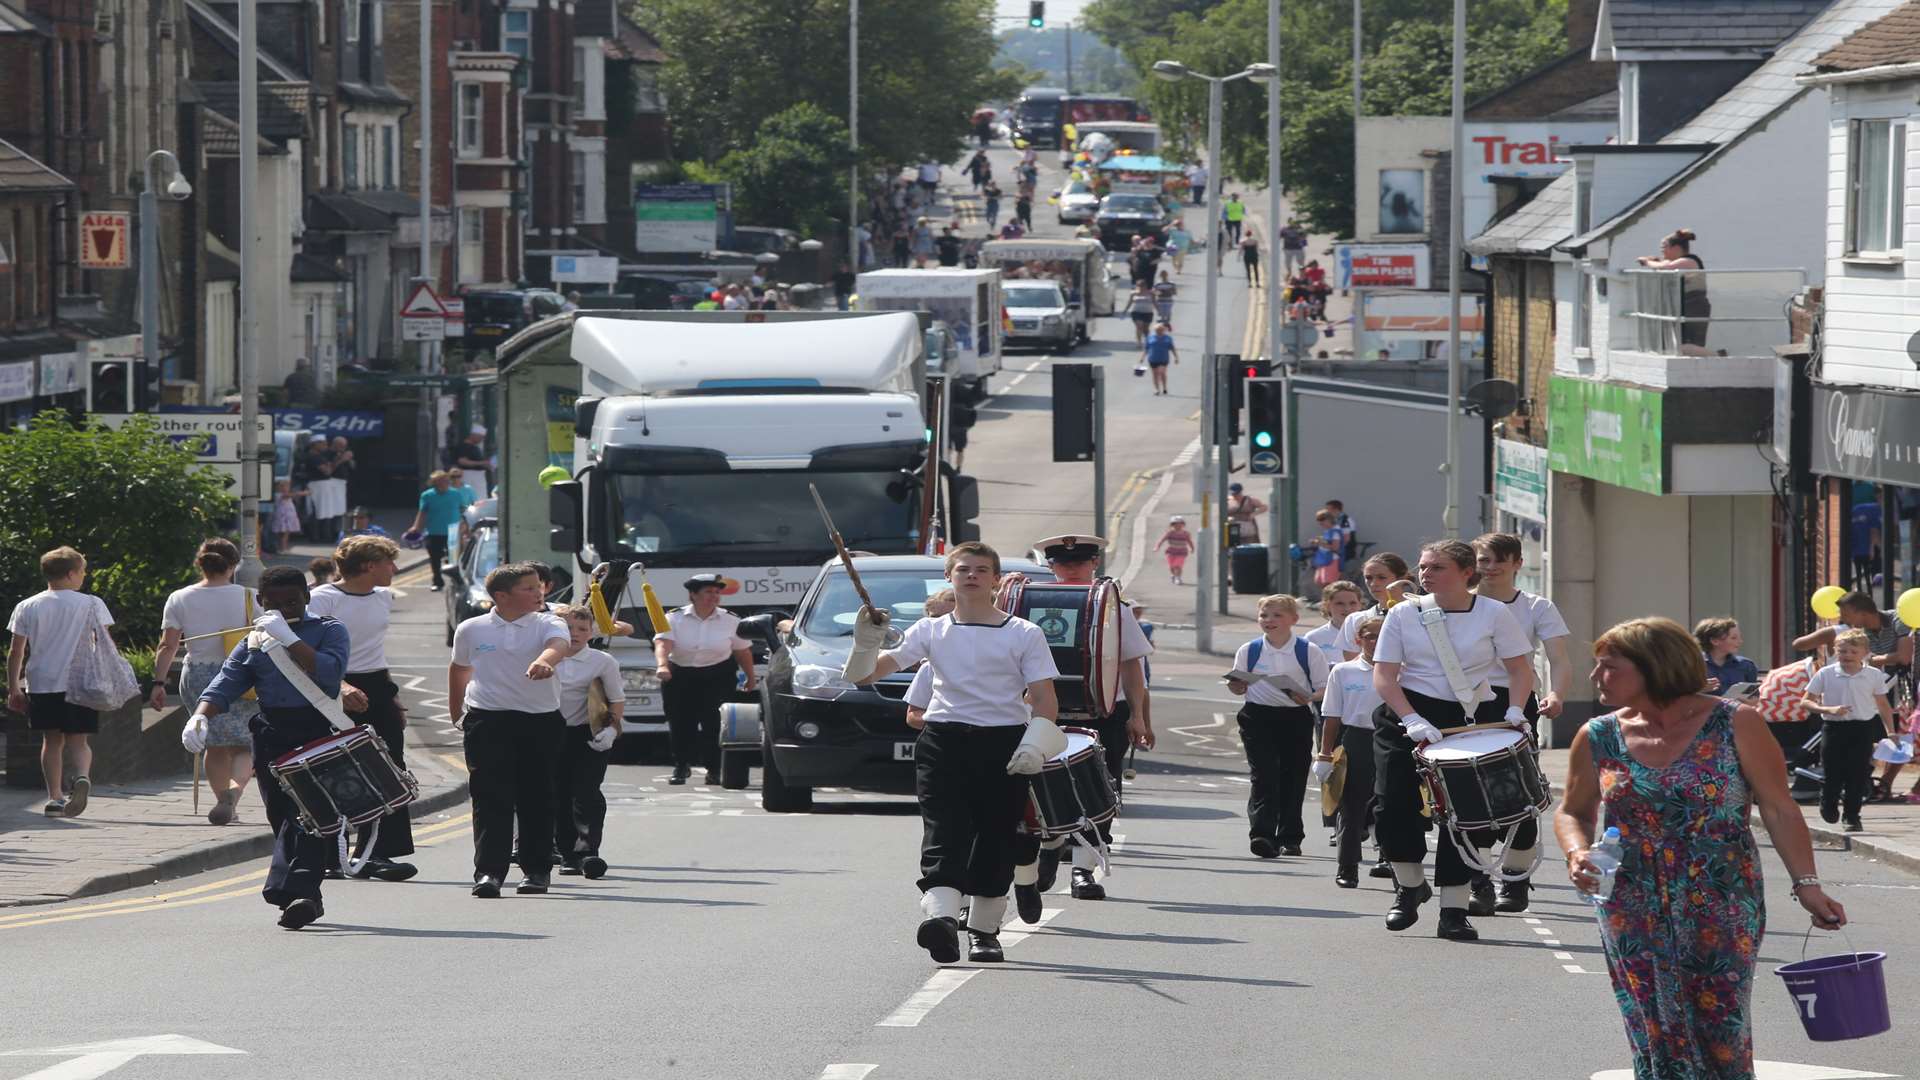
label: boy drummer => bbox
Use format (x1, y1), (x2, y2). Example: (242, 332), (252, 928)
(845, 542), (1062, 965)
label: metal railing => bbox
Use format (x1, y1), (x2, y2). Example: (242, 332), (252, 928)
(1623, 267), (1805, 358)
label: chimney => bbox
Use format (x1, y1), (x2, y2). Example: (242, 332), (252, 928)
(1567, 0), (1602, 52)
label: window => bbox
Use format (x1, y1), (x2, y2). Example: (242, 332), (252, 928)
(457, 83), (483, 157)
(342, 122), (359, 187)
(370, 0), (381, 44)
(502, 10), (530, 58)
(1618, 63), (1639, 145)
(1575, 172), (1593, 235)
(317, 103), (329, 186)
(1573, 267), (1592, 355)
(460, 207), (484, 282)
(573, 144), (605, 223)
(345, 0), (359, 41)
(571, 150), (587, 218)
(363, 125), (378, 188)
(381, 125), (396, 188)
(1378, 168), (1425, 233)
(1849, 118), (1906, 256)
(573, 44), (588, 110)
(632, 66), (665, 113)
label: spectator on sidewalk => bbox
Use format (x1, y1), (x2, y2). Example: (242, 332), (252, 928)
(1165, 220), (1191, 275)
(408, 470), (467, 593)
(283, 357), (318, 406)
(1223, 193), (1246, 244)
(1280, 219), (1308, 277)
(152, 538), (259, 825)
(447, 427), (491, 498)
(1241, 230), (1262, 287)
(344, 507), (389, 538)
(1227, 483), (1268, 545)
(6, 546), (116, 817)
(308, 557), (337, 588)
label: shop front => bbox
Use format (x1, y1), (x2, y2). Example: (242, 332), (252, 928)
(0, 360), (36, 428)
(1492, 436), (1549, 595)
(1806, 381), (1920, 609)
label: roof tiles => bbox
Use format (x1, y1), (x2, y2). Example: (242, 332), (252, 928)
(1813, 0), (1920, 68)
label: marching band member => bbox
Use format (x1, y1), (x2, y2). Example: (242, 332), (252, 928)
(192, 566), (351, 930)
(1304, 580), (1364, 668)
(553, 605), (625, 879)
(847, 542), (1062, 965)
(1315, 614), (1385, 887)
(1228, 595), (1330, 858)
(655, 574), (755, 786)
(1338, 552), (1412, 661)
(449, 563), (572, 898)
(1469, 532), (1570, 914)
(1370, 540), (1534, 941)
(308, 535), (417, 883)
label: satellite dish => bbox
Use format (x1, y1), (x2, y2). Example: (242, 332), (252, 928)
(1463, 379), (1520, 420)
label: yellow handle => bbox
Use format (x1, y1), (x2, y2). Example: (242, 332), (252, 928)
(641, 581), (669, 637)
(588, 579), (616, 637)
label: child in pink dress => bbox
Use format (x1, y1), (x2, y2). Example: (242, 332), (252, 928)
(1155, 515), (1194, 586)
(270, 479), (304, 554)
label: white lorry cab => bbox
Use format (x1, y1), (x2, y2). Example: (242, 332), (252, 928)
(852, 268), (1003, 402)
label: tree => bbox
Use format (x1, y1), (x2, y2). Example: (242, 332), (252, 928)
(0, 413), (237, 647)
(711, 103), (855, 237)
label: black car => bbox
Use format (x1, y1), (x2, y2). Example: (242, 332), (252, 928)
(462, 288), (569, 345)
(756, 555), (1051, 812)
(1095, 193), (1174, 250)
(443, 519), (501, 644)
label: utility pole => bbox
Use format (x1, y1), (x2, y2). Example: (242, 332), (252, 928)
(1444, 0), (1465, 537)
(849, 0), (860, 273)
(1092, 365), (1105, 543)
(1267, 0), (1283, 595)
(1065, 25), (1073, 95)
(236, 0), (262, 586)
(419, 0), (436, 489)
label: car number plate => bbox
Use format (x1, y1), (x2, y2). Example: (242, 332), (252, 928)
(894, 741), (916, 761)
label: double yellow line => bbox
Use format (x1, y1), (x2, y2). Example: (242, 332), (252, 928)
(0, 812), (474, 931)
(1107, 467), (1157, 540)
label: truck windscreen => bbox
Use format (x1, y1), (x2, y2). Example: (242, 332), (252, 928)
(609, 471), (920, 559)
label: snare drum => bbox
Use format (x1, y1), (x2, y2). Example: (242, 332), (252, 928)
(1415, 728), (1550, 833)
(999, 578), (1124, 719)
(269, 725), (419, 837)
(1025, 727), (1118, 838)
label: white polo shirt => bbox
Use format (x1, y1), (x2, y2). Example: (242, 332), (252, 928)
(1230, 632), (1331, 709)
(1113, 607), (1153, 703)
(7, 589), (114, 694)
(452, 609), (570, 714)
(1373, 596), (1531, 705)
(307, 583), (394, 674)
(883, 614), (1059, 727)
(557, 647), (625, 727)
(905, 663), (933, 710)
(1335, 603), (1390, 658)
(659, 605), (749, 669)
(1303, 621), (1346, 667)
(1804, 662), (1890, 722)
(1321, 657), (1383, 730)
(1483, 589), (1570, 689)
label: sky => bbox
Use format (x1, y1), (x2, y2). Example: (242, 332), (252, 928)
(995, 0), (1091, 26)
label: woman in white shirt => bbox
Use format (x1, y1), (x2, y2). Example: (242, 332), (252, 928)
(1370, 540), (1535, 943)
(1337, 551), (1411, 660)
(552, 605), (625, 879)
(654, 574), (756, 786)
(151, 539), (259, 825)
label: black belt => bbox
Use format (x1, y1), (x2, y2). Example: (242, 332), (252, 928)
(923, 721), (1022, 735)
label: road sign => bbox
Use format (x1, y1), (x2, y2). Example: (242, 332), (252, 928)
(402, 282), (446, 316)
(441, 297), (465, 338)
(383, 373), (467, 389)
(200, 459), (275, 495)
(551, 255), (620, 284)
(78, 211), (131, 269)
(89, 413), (272, 461)
(402, 316), (446, 341)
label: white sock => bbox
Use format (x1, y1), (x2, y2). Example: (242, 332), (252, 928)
(1014, 861), (1039, 887)
(920, 885), (963, 920)
(1439, 884), (1470, 910)
(1501, 845), (1537, 876)
(1071, 843), (1098, 872)
(1391, 861), (1426, 889)
(968, 894), (1009, 934)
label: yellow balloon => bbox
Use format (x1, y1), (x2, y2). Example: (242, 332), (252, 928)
(1898, 588), (1920, 629)
(1810, 584), (1846, 620)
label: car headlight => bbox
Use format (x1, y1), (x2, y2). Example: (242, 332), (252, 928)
(623, 667), (659, 694)
(475, 598), (493, 611)
(1042, 315), (1061, 325)
(792, 664), (856, 699)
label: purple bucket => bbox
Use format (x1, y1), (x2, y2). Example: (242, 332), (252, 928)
(1775, 951), (1891, 1041)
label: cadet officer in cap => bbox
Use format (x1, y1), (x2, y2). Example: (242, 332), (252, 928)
(1003, 535), (1154, 907)
(654, 574), (756, 785)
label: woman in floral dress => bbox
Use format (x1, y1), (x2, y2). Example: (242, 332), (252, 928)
(1555, 617), (1848, 1080)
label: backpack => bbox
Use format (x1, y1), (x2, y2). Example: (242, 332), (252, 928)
(1246, 636), (1315, 691)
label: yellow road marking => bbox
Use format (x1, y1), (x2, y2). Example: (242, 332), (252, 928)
(0, 868), (269, 926)
(395, 564), (432, 587)
(436, 751), (468, 774)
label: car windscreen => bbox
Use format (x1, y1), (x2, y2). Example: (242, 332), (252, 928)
(466, 528), (501, 583)
(1063, 181), (1090, 196)
(610, 471), (920, 560)
(464, 294), (523, 322)
(1105, 196), (1160, 214)
(1004, 285), (1064, 308)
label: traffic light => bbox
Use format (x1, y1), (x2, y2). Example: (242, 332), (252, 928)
(1051, 362), (1095, 462)
(1028, 1), (1045, 28)
(1226, 356), (1271, 440)
(88, 359), (134, 413)
(1247, 378), (1285, 475)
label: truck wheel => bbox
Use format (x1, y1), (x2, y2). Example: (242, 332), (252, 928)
(759, 729), (812, 812)
(720, 748), (752, 790)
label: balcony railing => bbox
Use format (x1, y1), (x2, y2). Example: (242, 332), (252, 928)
(1623, 267), (1804, 359)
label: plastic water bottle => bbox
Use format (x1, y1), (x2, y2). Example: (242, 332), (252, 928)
(1585, 826), (1623, 903)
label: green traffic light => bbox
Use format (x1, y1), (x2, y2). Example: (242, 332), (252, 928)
(1253, 432), (1273, 448)
(1029, 18), (1043, 27)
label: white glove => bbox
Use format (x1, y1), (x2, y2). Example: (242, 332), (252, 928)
(1401, 715), (1443, 744)
(253, 611), (298, 648)
(180, 712), (208, 754)
(1504, 706), (1531, 730)
(588, 727), (618, 752)
(840, 607), (892, 683)
(1309, 758), (1334, 783)
(1007, 745), (1047, 775)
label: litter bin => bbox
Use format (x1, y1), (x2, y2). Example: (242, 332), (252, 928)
(1231, 544), (1269, 595)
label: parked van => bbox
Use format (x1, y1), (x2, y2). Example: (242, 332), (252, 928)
(853, 268), (1004, 400)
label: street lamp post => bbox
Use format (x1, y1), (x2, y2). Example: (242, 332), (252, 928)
(1444, 0), (1465, 537)
(1152, 58), (1266, 653)
(237, 0), (262, 586)
(849, 0), (860, 274)
(139, 150), (191, 413)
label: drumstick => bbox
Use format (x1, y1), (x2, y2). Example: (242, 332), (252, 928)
(809, 484), (880, 621)
(192, 751), (203, 815)
(1435, 722), (1526, 737)
(181, 625), (254, 644)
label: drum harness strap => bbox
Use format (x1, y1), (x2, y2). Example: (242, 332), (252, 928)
(260, 634), (382, 878)
(1410, 600), (1542, 883)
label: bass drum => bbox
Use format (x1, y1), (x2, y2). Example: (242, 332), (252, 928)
(997, 577), (1125, 720)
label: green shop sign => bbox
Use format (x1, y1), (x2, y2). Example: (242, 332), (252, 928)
(1546, 376), (1663, 495)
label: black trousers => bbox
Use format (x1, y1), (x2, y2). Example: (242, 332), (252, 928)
(554, 724), (611, 861)
(1335, 723), (1378, 872)
(425, 534), (449, 587)
(1822, 719), (1883, 819)
(252, 707), (338, 908)
(1237, 702), (1317, 847)
(463, 708), (565, 879)
(663, 659), (737, 771)
(915, 722), (1027, 897)
(1372, 690), (1512, 889)
(1079, 701), (1130, 846)
(347, 671), (414, 860)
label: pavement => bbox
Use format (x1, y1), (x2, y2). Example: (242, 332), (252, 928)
(263, 506), (428, 573)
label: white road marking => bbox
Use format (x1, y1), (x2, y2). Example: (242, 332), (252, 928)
(1532, 927), (1554, 936)
(0, 1035), (245, 1080)
(999, 906), (1063, 948)
(1119, 451), (1186, 589)
(1553, 951), (1573, 960)
(1167, 712), (1241, 757)
(877, 969), (981, 1028)
(1543, 939), (1561, 946)
(999, 360), (1046, 394)
(817, 1066), (878, 1080)
(1595, 1067), (1896, 1080)
(1562, 964), (1589, 974)
(1523, 917), (1542, 924)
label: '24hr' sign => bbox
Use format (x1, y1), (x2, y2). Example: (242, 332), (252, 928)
(275, 410), (385, 437)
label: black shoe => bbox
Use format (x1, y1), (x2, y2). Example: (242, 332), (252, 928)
(968, 930), (1005, 963)
(1820, 803), (1841, 824)
(1249, 837), (1279, 859)
(582, 856), (608, 879)
(351, 859), (418, 883)
(516, 875), (550, 895)
(1468, 878), (1497, 917)
(917, 916), (962, 964)
(1335, 867), (1359, 889)
(323, 868), (347, 880)
(669, 766), (690, 786)
(1278, 844), (1303, 857)
(557, 861), (583, 876)
(1070, 868), (1106, 900)
(277, 898), (323, 930)
(705, 770), (720, 785)
(1844, 817), (1864, 832)
(1328, 833), (1338, 847)
(1369, 861), (1396, 879)
(1436, 907), (1480, 941)
(1015, 883), (1043, 924)
(429, 583), (444, 592)
(1036, 847), (1062, 891)
(471, 875), (502, 898)
(1495, 879), (1531, 913)
(1385, 882), (1431, 931)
